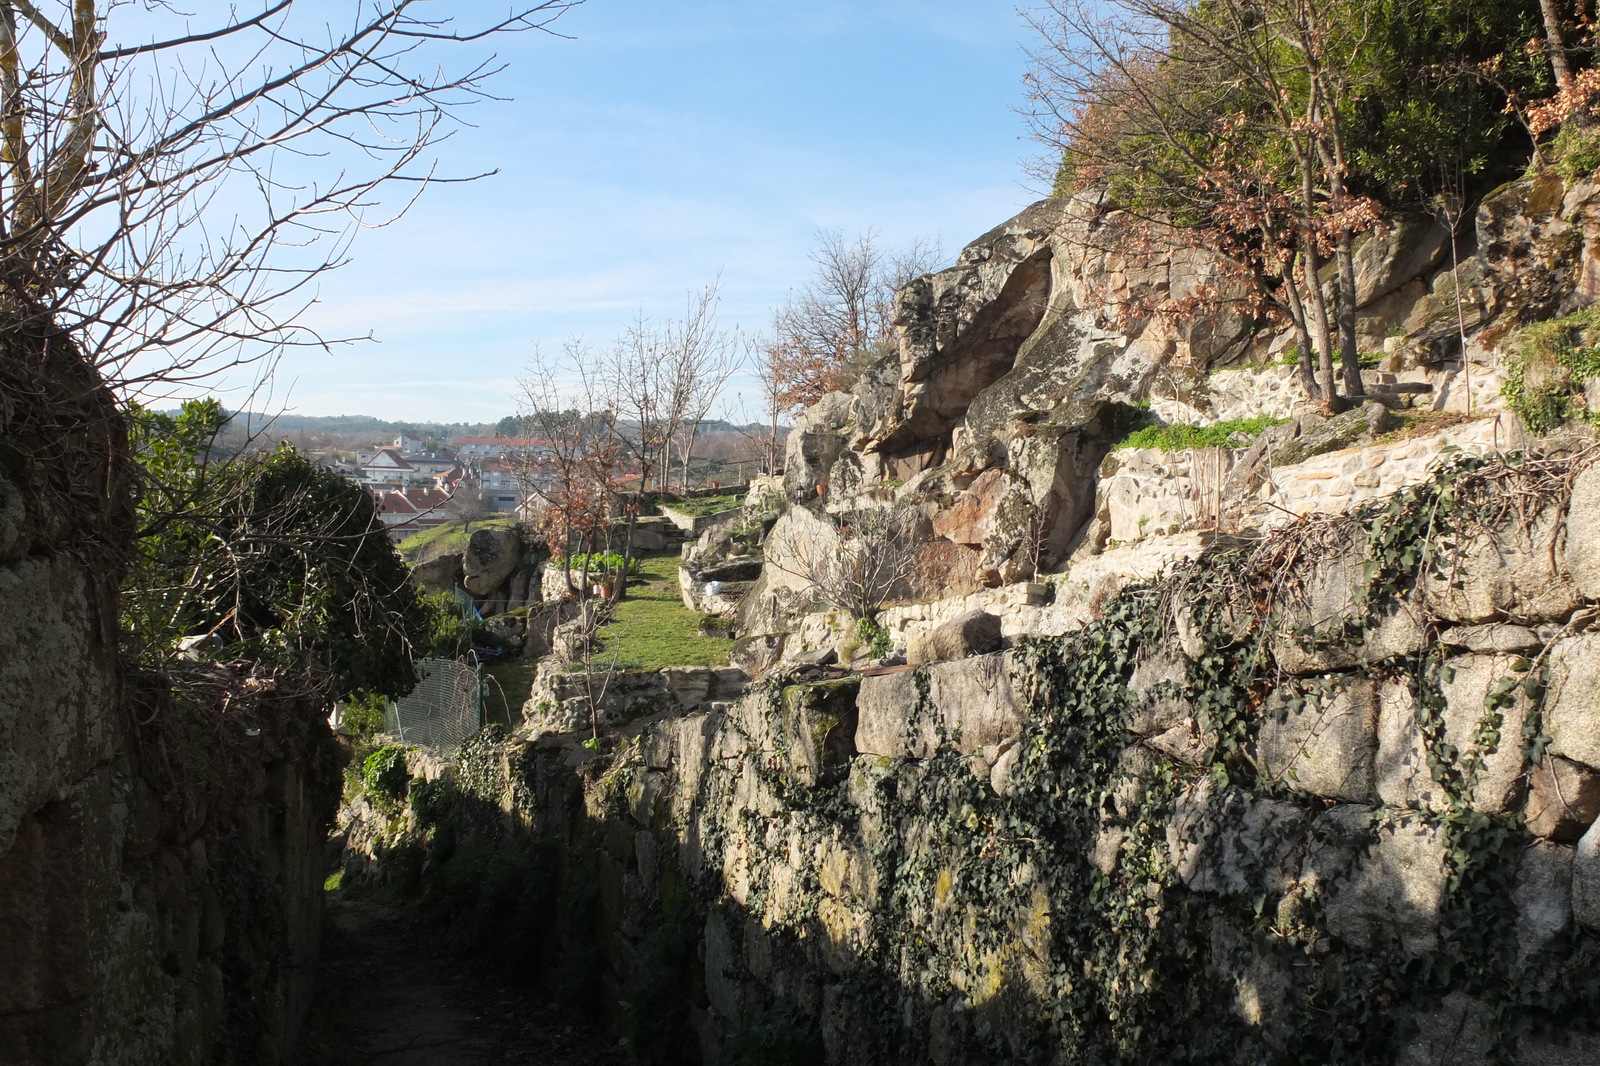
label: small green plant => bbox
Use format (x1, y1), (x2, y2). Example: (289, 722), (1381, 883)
(854, 615), (892, 659)
(361, 744), (411, 805)
(1554, 123), (1600, 182)
(1503, 307), (1600, 434)
(1113, 414), (1288, 452)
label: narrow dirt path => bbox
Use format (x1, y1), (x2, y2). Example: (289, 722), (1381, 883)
(295, 897), (623, 1066)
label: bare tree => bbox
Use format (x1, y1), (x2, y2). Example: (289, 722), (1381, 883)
(514, 341), (616, 597)
(662, 286), (743, 492)
(449, 487), (492, 532)
(584, 284), (737, 493)
(515, 285), (740, 600)
(0, 0), (580, 400)
(768, 506), (920, 621)
(761, 230), (942, 412)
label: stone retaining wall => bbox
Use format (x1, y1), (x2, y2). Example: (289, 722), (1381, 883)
(342, 452), (1600, 1066)
(1, 348), (340, 1066)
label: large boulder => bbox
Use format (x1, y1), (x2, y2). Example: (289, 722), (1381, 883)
(408, 551), (461, 594)
(906, 609), (1002, 667)
(854, 653), (1023, 759)
(1349, 213), (1450, 307)
(461, 527), (523, 596)
(855, 669), (926, 759)
(782, 353), (900, 500)
(1475, 172), (1599, 326)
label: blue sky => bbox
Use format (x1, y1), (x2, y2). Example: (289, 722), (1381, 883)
(251, 1), (1047, 424)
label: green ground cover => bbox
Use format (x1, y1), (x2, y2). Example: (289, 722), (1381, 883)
(1113, 414), (1288, 452)
(591, 552), (731, 670)
(395, 516), (512, 563)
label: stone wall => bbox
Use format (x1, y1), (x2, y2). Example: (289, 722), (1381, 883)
(342, 449), (1600, 1066)
(0, 339), (339, 1066)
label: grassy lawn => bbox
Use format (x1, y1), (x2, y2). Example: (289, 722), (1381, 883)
(481, 658), (537, 728)
(396, 516), (512, 563)
(660, 493), (743, 517)
(592, 551), (732, 670)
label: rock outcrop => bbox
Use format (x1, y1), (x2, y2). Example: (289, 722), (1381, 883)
(721, 173), (1600, 662)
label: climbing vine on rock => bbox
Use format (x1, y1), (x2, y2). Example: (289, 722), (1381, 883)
(335, 449), (1600, 1065)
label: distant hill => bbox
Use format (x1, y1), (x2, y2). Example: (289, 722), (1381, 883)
(222, 413), (495, 437)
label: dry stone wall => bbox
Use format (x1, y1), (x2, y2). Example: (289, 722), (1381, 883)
(342, 449), (1600, 1066)
(0, 340), (339, 1066)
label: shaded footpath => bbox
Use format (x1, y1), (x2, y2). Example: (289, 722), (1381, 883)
(295, 896), (623, 1066)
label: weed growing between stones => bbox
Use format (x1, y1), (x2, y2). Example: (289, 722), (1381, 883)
(1504, 307), (1600, 434)
(360, 744), (411, 808)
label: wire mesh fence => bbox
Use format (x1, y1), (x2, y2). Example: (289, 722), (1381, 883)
(384, 657), (483, 756)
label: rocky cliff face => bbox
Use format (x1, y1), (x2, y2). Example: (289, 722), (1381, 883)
(0, 334), (339, 1066)
(744, 174), (1600, 664)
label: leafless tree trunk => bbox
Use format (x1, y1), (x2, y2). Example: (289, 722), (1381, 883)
(515, 343), (616, 598)
(763, 230), (941, 413)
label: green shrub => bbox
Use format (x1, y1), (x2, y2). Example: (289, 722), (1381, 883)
(341, 690), (387, 739)
(1504, 308), (1600, 435)
(361, 744), (410, 804)
(419, 590), (482, 659)
(1554, 124), (1600, 183)
(855, 615), (892, 659)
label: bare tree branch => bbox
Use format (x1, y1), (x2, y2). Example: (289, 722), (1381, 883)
(0, 0), (582, 400)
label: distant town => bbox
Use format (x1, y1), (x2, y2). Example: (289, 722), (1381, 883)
(220, 414), (788, 538)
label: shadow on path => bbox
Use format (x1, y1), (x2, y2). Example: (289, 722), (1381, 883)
(295, 895), (623, 1066)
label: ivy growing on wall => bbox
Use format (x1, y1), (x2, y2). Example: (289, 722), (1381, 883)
(354, 449), (1600, 1066)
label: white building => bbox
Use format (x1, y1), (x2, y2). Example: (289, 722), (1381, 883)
(451, 436), (553, 461)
